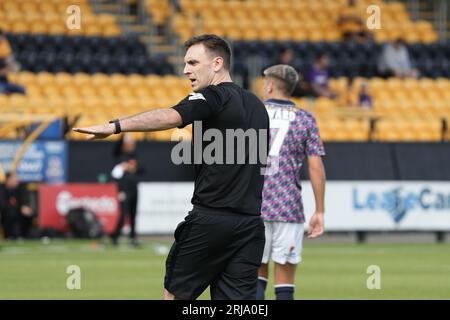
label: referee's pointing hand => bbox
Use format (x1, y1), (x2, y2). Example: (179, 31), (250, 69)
(73, 123), (114, 140)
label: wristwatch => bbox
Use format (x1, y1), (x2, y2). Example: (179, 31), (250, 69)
(109, 119), (121, 134)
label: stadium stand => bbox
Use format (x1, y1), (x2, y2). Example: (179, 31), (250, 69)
(6, 34), (173, 75)
(232, 40), (450, 79)
(0, 72), (192, 141)
(0, 0), (121, 36)
(0, 0), (448, 144)
(144, 0), (450, 143)
(152, 0), (439, 43)
(252, 76), (450, 142)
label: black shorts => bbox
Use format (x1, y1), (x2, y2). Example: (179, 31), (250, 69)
(164, 206), (265, 300)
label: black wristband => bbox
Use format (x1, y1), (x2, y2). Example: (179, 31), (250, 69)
(109, 119), (121, 134)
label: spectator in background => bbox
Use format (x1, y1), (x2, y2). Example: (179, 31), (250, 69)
(263, 47), (296, 73)
(110, 133), (142, 247)
(378, 38), (419, 79)
(337, 0), (373, 42)
(358, 82), (373, 109)
(307, 53), (338, 99)
(0, 172), (34, 240)
(0, 29), (26, 95)
(266, 47), (309, 98)
(277, 47), (295, 66)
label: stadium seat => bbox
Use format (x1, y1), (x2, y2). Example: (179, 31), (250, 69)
(0, 0), (121, 36)
(162, 0), (440, 43)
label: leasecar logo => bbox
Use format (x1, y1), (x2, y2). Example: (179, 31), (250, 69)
(56, 191), (117, 215)
(353, 187), (450, 224)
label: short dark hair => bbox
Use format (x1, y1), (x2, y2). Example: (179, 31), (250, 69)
(184, 34), (232, 70)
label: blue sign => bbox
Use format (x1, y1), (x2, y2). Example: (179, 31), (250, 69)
(353, 187), (450, 224)
(0, 140), (67, 183)
(29, 120), (64, 140)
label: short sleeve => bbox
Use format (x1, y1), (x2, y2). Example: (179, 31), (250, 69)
(171, 86), (224, 128)
(305, 115), (325, 157)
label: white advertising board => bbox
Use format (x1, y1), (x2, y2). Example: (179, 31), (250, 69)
(137, 181), (450, 233)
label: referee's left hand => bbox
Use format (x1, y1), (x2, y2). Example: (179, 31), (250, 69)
(307, 212), (324, 239)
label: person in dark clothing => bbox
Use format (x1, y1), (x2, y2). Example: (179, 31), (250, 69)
(73, 34), (269, 300)
(0, 172), (34, 240)
(0, 29), (26, 95)
(307, 53), (338, 99)
(263, 47), (309, 98)
(110, 133), (141, 247)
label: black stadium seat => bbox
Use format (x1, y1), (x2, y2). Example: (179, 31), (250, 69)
(231, 40), (449, 81)
(6, 33), (175, 75)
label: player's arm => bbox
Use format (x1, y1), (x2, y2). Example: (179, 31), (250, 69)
(307, 155), (326, 238)
(73, 87), (223, 140)
(73, 108), (182, 140)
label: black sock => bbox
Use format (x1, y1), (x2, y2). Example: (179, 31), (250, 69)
(256, 277), (268, 300)
(275, 285), (294, 300)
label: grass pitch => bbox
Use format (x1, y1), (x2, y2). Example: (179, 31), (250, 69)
(1, 239), (449, 300)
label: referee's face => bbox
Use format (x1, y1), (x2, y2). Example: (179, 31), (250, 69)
(184, 44), (216, 91)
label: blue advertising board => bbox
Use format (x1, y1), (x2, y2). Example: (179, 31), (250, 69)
(0, 140), (67, 183)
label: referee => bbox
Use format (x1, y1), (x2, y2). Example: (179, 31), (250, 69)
(74, 34), (269, 300)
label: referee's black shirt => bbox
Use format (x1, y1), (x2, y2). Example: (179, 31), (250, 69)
(172, 82), (269, 215)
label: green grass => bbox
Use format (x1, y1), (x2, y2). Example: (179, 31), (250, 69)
(0, 240), (449, 299)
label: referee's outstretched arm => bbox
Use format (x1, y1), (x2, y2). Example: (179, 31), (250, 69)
(72, 108), (183, 140)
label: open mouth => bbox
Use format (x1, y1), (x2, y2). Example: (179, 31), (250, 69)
(189, 78), (197, 86)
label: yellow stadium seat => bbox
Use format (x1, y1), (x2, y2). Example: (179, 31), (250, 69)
(225, 28), (241, 40)
(35, 72), (55, 85)
(12, 22), (30, 33)
(72, 73), (91, 86)
(241, 28), (259, 40)
(102, 25), (122, 37)
(258, 29), (276, 41)
(47, 23), (66, 34)
(84, 25), (102, 36)
(41, 84), (62, 98)
(307, 30), (325, 42)
(7, 94), (29, 109)
(25, 84), (43, 97)
(420, 31), (438, 43)
(97, 86), (117, 99)
(323, 29), (341, 41)
(315, 97), (337, 111)
(274, 29), (292, 41)
(291, 30), (308, 41)
(115, 87), (134, 99)
(66, 27), (84, 36)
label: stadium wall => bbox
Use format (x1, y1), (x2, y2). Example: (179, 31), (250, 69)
(68, 141), (450, 182)
(135, 181), (450, 233)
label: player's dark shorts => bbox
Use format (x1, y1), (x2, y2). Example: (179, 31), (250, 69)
(164, 205), (265, 300)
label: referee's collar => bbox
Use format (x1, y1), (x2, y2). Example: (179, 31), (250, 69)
(265, 98), (296, 107)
